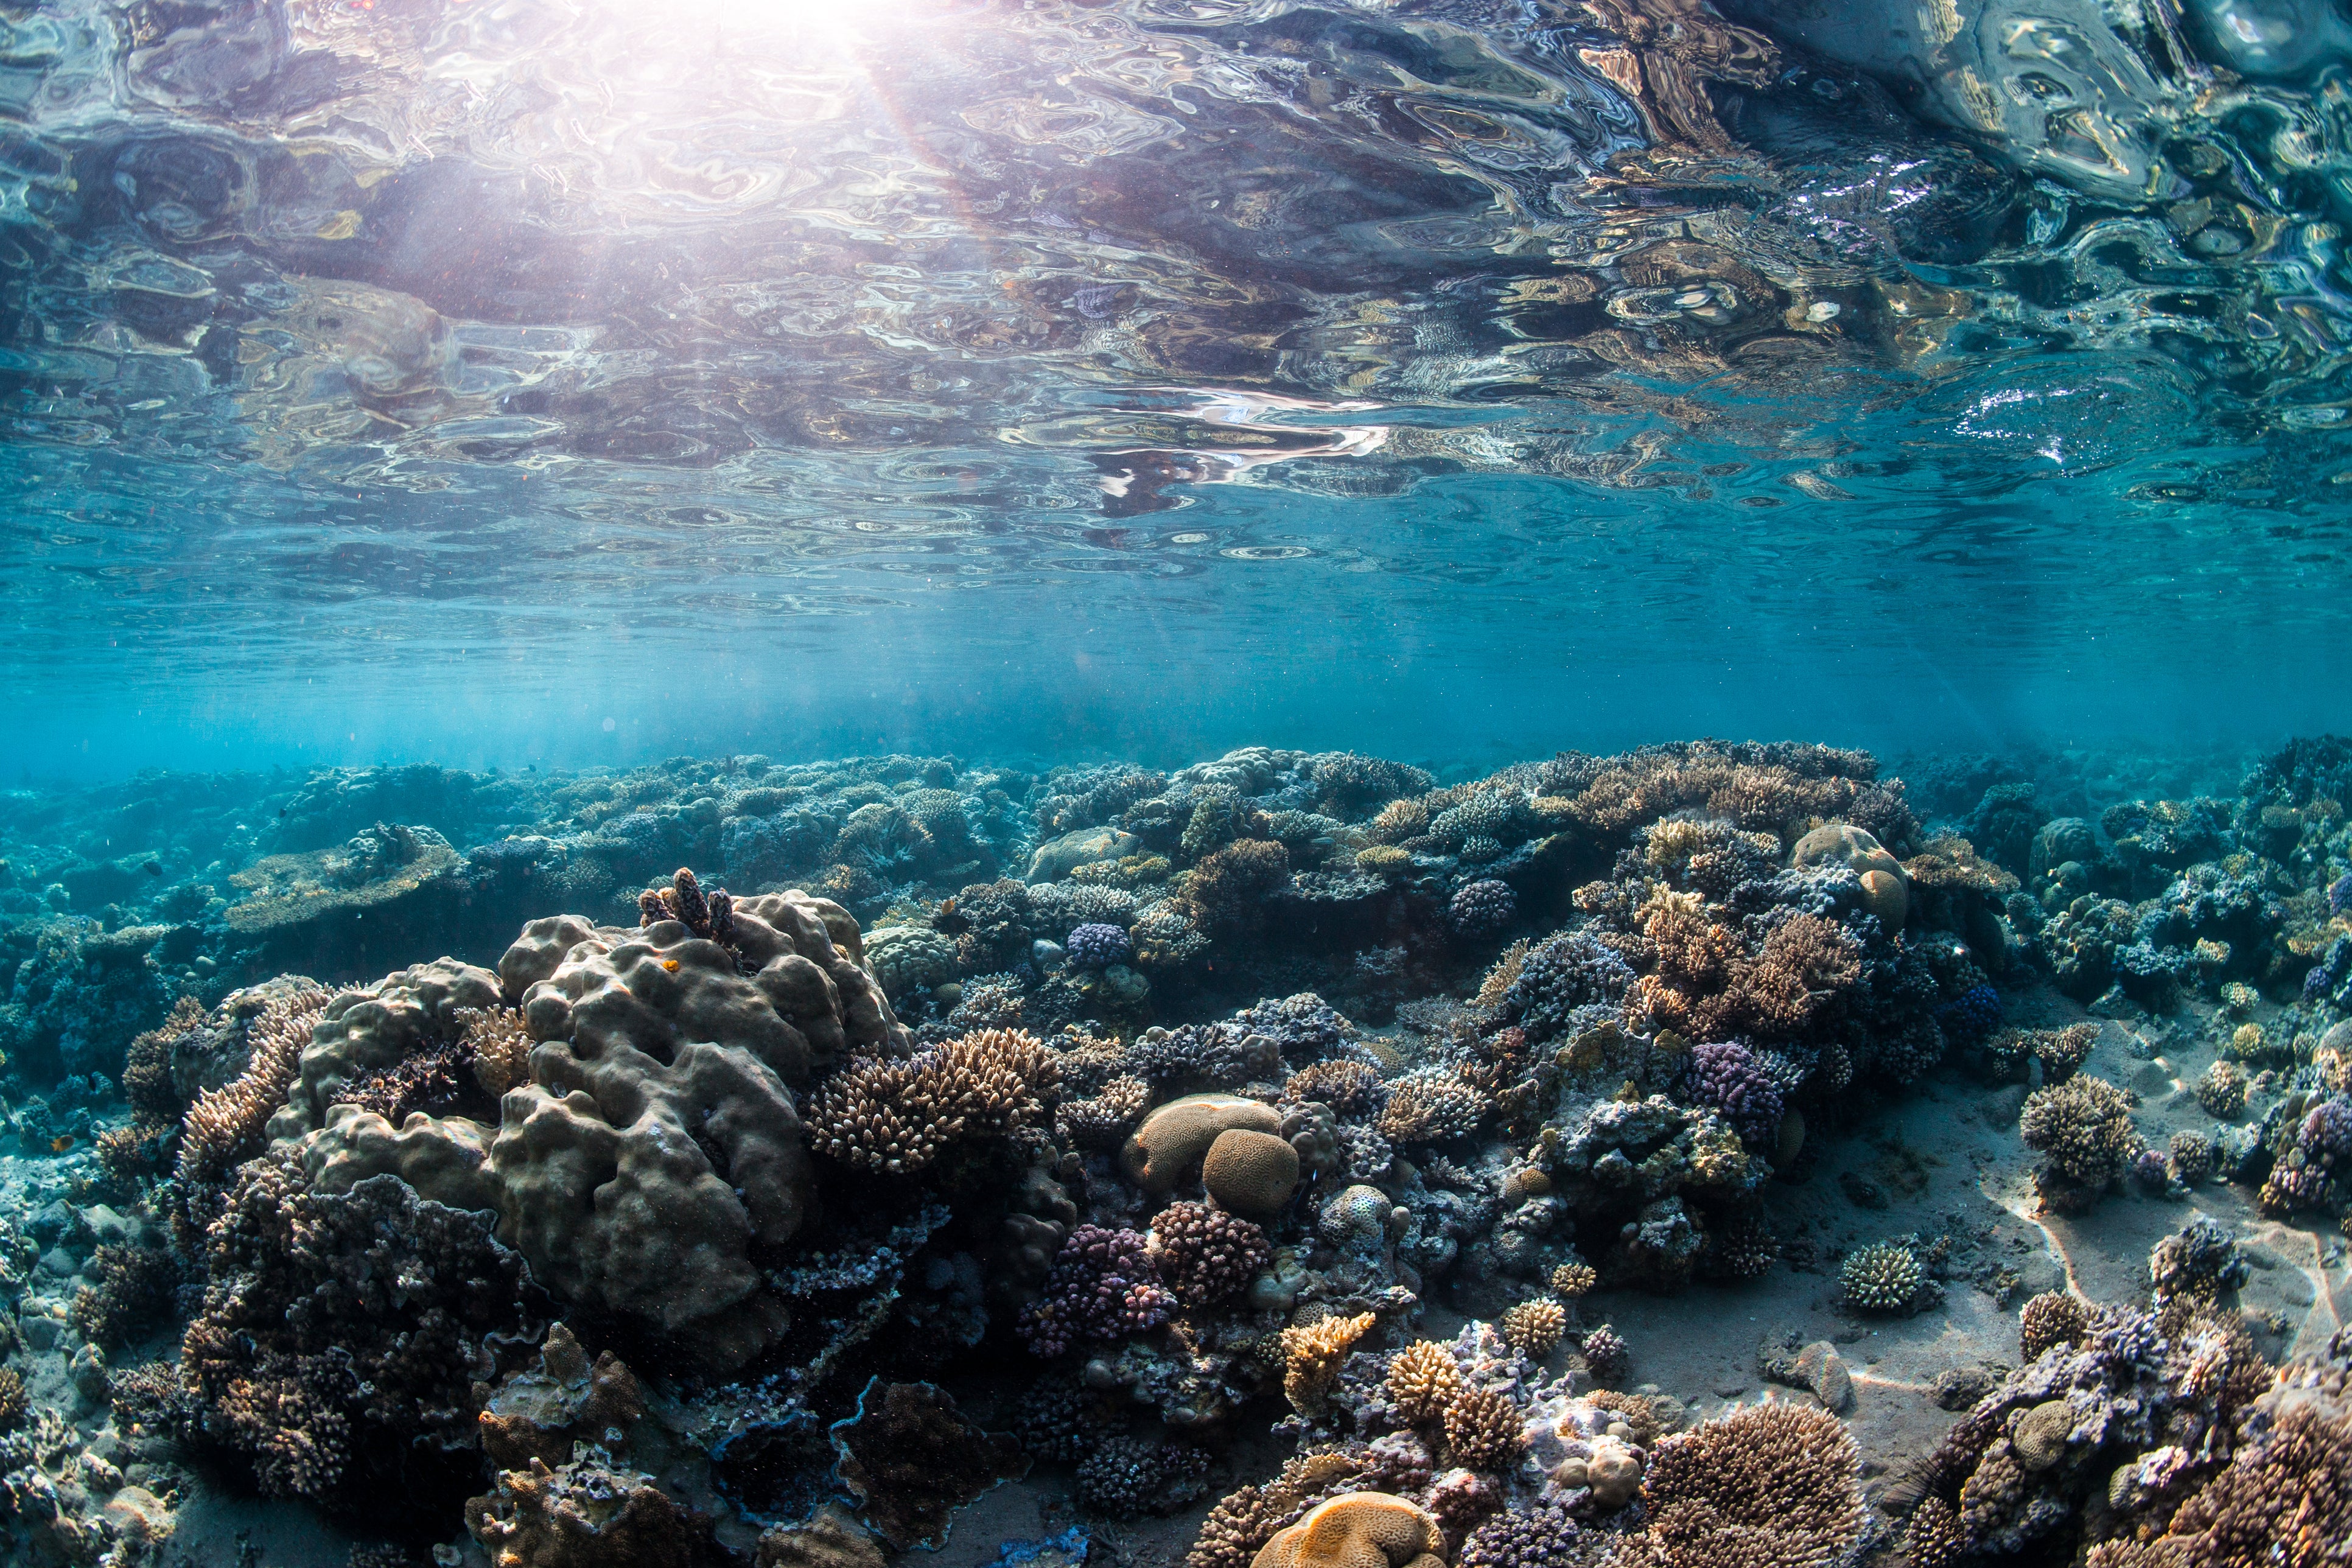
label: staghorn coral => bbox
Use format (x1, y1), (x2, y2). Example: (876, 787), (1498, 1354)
(1444, 1387), (1528, 1472)
(2019, 1292), (2091, 1361)
(1614, 1402), (1863, 1568)
(2020, 1074), (2144, 1209)
(1502, 1299), (1567, 1357)
(1283, 1312), (1379, 1414)
(1150, 1202), (1273, 1307)
(1385, 1341), (1465, 1425)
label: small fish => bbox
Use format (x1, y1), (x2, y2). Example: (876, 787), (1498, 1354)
(50, 1135), (75, 1153)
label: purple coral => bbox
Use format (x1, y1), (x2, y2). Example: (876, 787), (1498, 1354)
(1448, 879), (1518, 940)
(1684, 1039), (1785, 1151)
(1934, 982), (2002, 1044)
(2327, 873), (2352, 918)
(1017, 1225), (1171, 1357)
(1065, 922), (1133, 969)
(2299, 1097), (2352, 1164)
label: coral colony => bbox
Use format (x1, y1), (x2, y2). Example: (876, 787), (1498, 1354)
(0, 737), (2347, 1564)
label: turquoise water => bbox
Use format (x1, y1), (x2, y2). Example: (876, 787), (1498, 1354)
(1, 0), (2347, 775)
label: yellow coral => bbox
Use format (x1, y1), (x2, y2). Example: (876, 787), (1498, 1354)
(1382, 1342), (1461, 1425)
(1549, 1262), (1597, 1298)
(1281, 1312), (1377, 1414)
(1502, 1299), (1567, 1357)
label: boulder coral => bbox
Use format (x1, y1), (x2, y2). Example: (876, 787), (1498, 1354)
(278, 889), (908, 1370)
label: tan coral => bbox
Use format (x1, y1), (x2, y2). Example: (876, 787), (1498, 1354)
(1443, 1386), (1527, 1471)
(1250, 1493), (1445, 1568)
(1502, 1299), (1567, 1357)
(1281, 1312), (1377, 1415)
(457, 1005), (536, 1100)
(1383, 1342), (1462, 1426)
(1616, 1402), (1863, 1568)
(1125, 1094), (1285, 1191)
(2019, 1292), (2090, 1362)
(1203, 1129), (1303, 1216)
(1550, 1262), (1598, 1298)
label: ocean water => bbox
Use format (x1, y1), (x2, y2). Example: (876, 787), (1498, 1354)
(0, 3), (2349, 1566)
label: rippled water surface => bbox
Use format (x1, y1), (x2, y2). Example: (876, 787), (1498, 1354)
(3, 0), (2350, 770)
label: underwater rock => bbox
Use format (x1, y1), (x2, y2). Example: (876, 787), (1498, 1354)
(830, 1379), (1027, 1551)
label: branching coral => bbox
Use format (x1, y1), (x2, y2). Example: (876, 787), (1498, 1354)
(1445, 1387), (1529, 1472)
(1614, 1403), (1863, 1568)
(455, 1004), (536, 1099)
(1385, 1341), (1464, 1426)
(1282, 1312), (1378, 1414)
(182, 1155), (542, 1502)
(1150, 1201), (1272, 1307)
(1376, 1069), (1485, 1145)
(169, 987), (329, 1247)
(2020, 1074), (2144, 1209)
(805, 1027), (1056, 1175)
(2019, 1292), (2091, 1361)
(1018, 1226), (1174, 1356)
(68, 1243), (177, 1350)
(1502, 1299), (1567, 1357)
(1842, 1243), (1927, 1315)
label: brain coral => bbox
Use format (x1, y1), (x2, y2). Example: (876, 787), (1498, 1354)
(1124, 1094), (1286, 1191)
(1203, 1128), (1303, 1216)
(1250, 1493), (1445, 1568)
